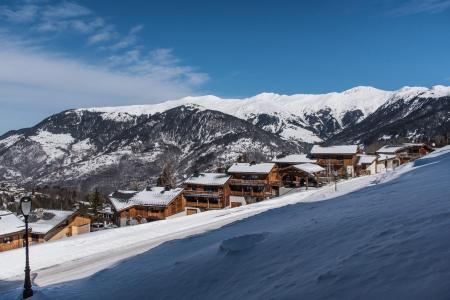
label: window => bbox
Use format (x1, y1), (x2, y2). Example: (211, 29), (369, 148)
(3, 237), (12, 244)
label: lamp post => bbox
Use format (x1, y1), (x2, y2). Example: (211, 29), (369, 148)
(20, 196), (33, 299)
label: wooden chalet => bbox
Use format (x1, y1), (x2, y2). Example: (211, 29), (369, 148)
(0, 210), (27, 252)
(310, 145), (360, 178)
(356, 154), (378, 176)
(272, 154), (325, 188)
(29, 209), (91, 243)
(183, 173), (231, 213)
(376, 143), (432, 164)
(109, 187), (184, 226)
(227, 162), (281, 203)
(376, 154), (400, 172)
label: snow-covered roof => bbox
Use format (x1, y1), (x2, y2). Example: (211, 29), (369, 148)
(357, 155), (377, 165)
(272, 154), (316, 164)
(0, 210), (25, 237)
(377, 154), (398, 162)
(184, 173), (231, 186)
(376, 143), (425, 154)
(292, 163), (325, 174)
(227, 163), (275, 174)
(109, 187), (184, 212)
(29, 209), (76, 235)
(310, 145), (358, 155)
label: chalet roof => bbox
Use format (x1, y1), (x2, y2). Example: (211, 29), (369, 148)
(227, 163), (275, 174)
(109, 187), (184, 212)
(292, 163), (325, 174)
(272, 154), (316, 164)
(376, 143), (426, 154)
(357, 155), (377, 165)
(0, 210), (25, 237)
(184, 173), (231, 186)
(310, 145), (358, 156)
(28, 209), (76, 235)
(377, 154), (398, 162)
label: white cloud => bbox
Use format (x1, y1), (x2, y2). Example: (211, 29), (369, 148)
(390, 0), (450, 16)
(0, 40), (207, 109)
(0, 4), (38, 23)
(42, 1), (91, 19)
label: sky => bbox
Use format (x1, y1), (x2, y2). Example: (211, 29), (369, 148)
(0, 0), (450, 134)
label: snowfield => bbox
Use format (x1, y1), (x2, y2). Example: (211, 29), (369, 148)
(1, 147), (450, 299)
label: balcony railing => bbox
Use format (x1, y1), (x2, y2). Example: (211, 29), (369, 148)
(183, 190), (222, 198)
(229, 179), (267, 186)
(185, 200), (222, 209)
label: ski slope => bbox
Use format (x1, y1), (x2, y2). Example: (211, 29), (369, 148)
(1, 147), (450, 299)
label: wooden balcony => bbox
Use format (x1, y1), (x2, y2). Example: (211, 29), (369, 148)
(230, 190), (268, 197)
(229, 179), (267, 186)
(183, 190), (222, 198)
(185, 200), (222, 209)
(317, 159), (345, 166)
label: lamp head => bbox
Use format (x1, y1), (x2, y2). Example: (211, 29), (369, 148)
(20, 196), (32, 217)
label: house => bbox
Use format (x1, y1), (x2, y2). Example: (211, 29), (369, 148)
(183, 173), (231, 214)
(356, 155), (378, 176)
(109, 187), (184, 226)
(272, 154), (324, 188)
(376, 143), (433, 164)
(29, 209), (91, 243)
(310, 145), (359, 178)
(376, 154), (400, 172)
(227, 162), (281, 203)
(0, 210), (27, 252)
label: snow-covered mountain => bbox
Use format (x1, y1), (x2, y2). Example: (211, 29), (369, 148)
(0, 85), (449, 190)
(0, 106), (301, 191)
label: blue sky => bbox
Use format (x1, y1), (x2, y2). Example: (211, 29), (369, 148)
(0, 0), (450, 134)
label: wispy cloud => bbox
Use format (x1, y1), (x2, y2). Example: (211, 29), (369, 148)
(0, 1), (209, 133)
(390, 0), (450, 16)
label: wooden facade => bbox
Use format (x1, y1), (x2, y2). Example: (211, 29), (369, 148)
(310, 145), (360, 178)
(31, 213), (91, 243)
(183, 184), (230, 211)
(0, 230), (26, 252)
(377, 144), (433, 165)
(228, 164), (282, 203)
(277, 165), (323, 188)
(111, 190), (185, 227)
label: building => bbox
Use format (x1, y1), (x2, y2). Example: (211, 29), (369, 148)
(356, 155), (378, 176)
(109, 187), (184, 226)
(272, 154), (325, 188)
(376, 154), (400, 172)
(29, 209), (91, 243)
(183, 173), (231, 214)
(376, 143), (433, 164)
(227, 162), (281, 203)
(0, 210), (27, 252)
(310, 145), (360, 178)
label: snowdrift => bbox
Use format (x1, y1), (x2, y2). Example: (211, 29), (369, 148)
(1, 147), (450, 299)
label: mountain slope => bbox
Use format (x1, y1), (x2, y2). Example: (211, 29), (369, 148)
(1, 147), (449, 300)
(330, 86), (450, 149)
(0, 105), (301, 191)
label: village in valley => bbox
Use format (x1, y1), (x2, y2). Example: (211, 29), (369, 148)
(0, 142), (432, 253)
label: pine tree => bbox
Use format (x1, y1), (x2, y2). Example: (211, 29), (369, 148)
(157, 164), (175, 189)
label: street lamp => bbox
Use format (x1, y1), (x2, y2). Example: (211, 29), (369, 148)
(20, 196), (33, 299)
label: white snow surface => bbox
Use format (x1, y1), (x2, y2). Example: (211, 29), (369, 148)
(28, 210), (75, 235)
(0, 210), (25, 236)
(357, 154), (377, 165)
(310, 144), (358, 155)
(184, 173), (231, 186)
(272, 154), (316, 164)
(1, 147), (450, 299)
(109, 187), (184, 211)
(227, 162), (275, 174)
(292, 163), (325, 174)
(29, 130), (75, 161)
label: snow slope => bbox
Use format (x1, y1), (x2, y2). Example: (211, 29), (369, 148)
(2, 147), (450, 299)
